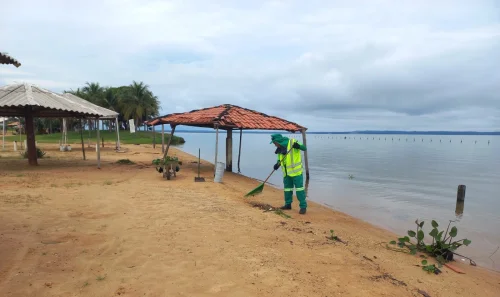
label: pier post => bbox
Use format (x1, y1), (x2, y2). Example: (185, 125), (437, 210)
(457, 185), (466, 202)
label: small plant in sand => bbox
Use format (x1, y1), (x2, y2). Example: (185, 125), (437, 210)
(116, 159), (135, 165)
(389, 219), (471, 273)
(20, 147), (46, 159)
(326, 229), (348, 245)
(152, 157), (182, 173)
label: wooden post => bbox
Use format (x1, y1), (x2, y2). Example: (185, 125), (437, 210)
(87, 119), (91, 147)
(455, 201), (465, 217)
(214, 124), (219, 176)
(237, 129), (242, 173)
(226, 129), (233, 172)
(160, 125), (176, 172)
(102, 136), (104, 147)
(80, 119), (86, 160)
(301, 129), (310, 181)
(161, 124), (165, 153)
(2, 117), (5, 151)
(24, 106), (38, 166)
(96, 118), (101, 169)
(115, 117), (121, 151)
(152, 124), (156, 149)
(457, 185), (466, 202)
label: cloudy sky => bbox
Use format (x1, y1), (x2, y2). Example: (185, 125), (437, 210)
(1, 0), (499, 131)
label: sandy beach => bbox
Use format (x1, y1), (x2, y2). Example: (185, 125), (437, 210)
(0, 143), (499, 297)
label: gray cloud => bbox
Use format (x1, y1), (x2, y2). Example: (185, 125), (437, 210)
(1, 0), (499, 131)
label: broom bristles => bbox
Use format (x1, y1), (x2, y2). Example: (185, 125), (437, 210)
(244, 184), (264, 197)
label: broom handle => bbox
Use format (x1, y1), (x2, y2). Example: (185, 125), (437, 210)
(263, 146), (293, 184)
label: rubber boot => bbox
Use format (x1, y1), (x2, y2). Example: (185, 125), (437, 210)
(299, 208), (306, 214)
(280, 204), (291, 210)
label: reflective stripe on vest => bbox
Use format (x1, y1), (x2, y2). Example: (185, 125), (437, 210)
(278, 139), (303, 177)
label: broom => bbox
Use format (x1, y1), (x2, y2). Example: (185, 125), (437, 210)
(244, 146), (293, 197)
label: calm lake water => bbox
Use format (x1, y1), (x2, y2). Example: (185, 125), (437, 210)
(175, 132), (500, 271)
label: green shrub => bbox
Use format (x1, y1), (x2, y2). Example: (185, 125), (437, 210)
(20, 147), (46, 159)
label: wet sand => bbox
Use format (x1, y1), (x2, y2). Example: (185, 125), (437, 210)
(0, 143), (499, 297)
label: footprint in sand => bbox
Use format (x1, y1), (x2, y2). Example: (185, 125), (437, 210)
(208, 282), (236, 293)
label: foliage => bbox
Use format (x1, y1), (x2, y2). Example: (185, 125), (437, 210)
(4, 131), (185, 145)
(152, 156), (182, 173)
(389, 219), (471, 273)
(20, 147), (46, 159)
(152, 156), (182, 166)
(116, 159), (135, 165)
(329, 229), (339, 241)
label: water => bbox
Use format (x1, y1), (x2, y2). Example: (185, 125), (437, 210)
(175, 132), (500, 271)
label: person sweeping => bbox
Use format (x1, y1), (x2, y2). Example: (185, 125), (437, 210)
(270, 134), (308, 214)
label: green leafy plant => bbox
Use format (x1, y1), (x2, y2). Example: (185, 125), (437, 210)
(390, 219), (471, 269)
(326, 229), (348, 245)
(329, 229), (339, 241)
(152, 157), (182, 173)
(116, 159), (135, 165)
(20, 147), (46, 159)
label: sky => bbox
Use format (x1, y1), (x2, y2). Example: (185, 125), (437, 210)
(1, 0), (499, 132)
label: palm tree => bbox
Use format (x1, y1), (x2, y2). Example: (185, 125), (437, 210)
(120, 81), (161, 132)
(82, 82), (104, 104)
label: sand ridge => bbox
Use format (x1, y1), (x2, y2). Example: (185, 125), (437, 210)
(0, 143), (499, 297)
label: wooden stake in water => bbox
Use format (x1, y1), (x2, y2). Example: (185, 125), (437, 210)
(457, 185), (466, 202)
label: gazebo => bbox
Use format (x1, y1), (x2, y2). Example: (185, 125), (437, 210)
(145, 104), (310, 180)
(0, 83), (118, 168)
(61, 93), (121, 151)
(0, 52), (21, 68)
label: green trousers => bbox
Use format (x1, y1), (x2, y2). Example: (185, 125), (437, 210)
(283, 173), (307, 209)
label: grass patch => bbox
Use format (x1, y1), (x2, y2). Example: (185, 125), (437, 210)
(4, 131), (185, 145)
(116, 159), (135, 165)
(96, 275), (106, 281)
(274, 209), (291, 219)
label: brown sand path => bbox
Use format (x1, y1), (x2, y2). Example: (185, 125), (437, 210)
(0, 144), (499, 297)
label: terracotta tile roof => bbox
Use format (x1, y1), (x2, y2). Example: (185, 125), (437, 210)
(147, 104), (306, 132)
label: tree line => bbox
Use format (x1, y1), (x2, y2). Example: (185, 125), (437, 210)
(5, 81), (161, 135)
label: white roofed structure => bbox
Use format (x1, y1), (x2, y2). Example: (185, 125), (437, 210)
(0, 83), (121, 167)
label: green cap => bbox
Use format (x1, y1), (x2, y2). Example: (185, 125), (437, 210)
(270, 133), (289, 147)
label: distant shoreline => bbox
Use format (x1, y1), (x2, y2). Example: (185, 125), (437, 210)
(149, 129), (500, 136)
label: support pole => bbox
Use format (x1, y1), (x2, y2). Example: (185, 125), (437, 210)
(301, 129), (310, 181)
(214, 124), (219, 176)
(24, 106), (37, 166)
(87, 119), (91, 147)
(161, 124), (165, 153)
(115, 117), (121, 151)
(152, 124), (156, 149)
(226, 129), (233, 172)
(96, 118), (101, 169)
(457, 185), (466, 202)
(160, 125), (177, 172)
(80, 119), (86, 160)
(237, 129), (242, 173)
(2, 117), (5, 150)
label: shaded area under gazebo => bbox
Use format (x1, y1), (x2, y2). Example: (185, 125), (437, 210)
(0, 83), (119, 168)
(145, 104), (310, 180)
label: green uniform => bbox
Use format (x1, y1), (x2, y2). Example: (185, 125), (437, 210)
(270, 134), (307, 209)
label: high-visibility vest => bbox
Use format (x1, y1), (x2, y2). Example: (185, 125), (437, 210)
(278, 138), (303, 177)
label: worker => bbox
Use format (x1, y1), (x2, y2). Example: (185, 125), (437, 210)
(270, 134), (307, 214)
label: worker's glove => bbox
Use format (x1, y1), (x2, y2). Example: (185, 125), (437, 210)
(273, 163), (280, 170)
(292, 142), (300, 149)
